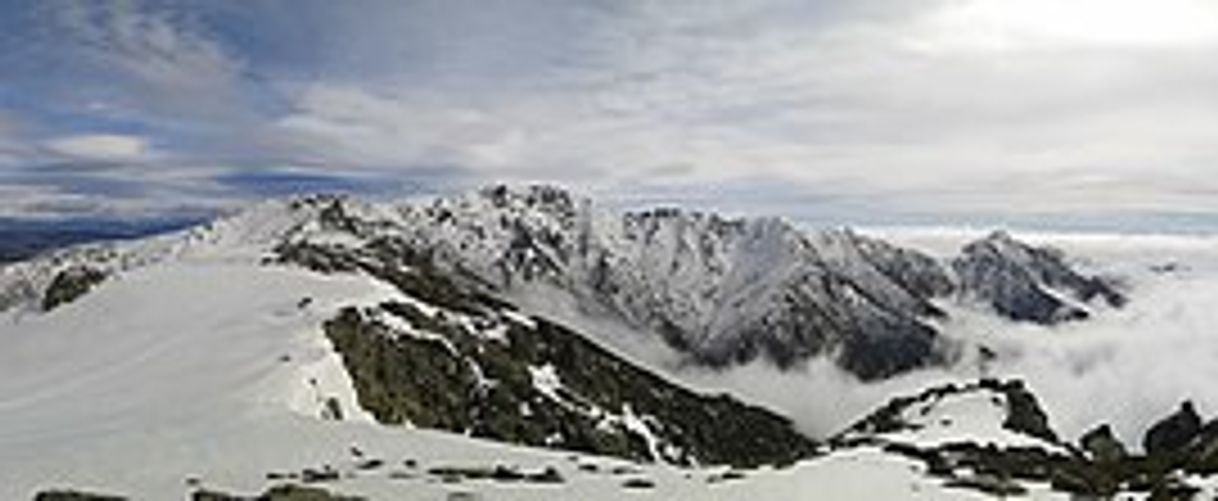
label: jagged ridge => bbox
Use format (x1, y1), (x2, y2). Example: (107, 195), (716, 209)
(0, 186), (1126, 382)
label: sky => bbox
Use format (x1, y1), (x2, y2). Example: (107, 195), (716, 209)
(3, 0), (1218, 231)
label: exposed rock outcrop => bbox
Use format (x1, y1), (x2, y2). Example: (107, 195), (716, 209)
(41, 265), (107, 311)
(1080, 424), (1127, 463)
(836, 378), (1061, 447)
(192, 484), (364, 501)
(33, 490), (127, 501)
(302, 239), (817, 468)
(833, 382), (1218, 499)
(1143, 401), (1203, 456)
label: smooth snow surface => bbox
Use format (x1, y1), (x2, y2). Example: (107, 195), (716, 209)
(882, 389), (1063, 451)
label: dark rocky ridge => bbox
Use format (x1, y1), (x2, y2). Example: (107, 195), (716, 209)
(192, 484), (364, 501)
(41, 265), (108, 311)
(279, 238), (817, 468)
(835, 378), (1060, 445)
(33, 491), (127, 501)
(1143, 401), (1203, 456)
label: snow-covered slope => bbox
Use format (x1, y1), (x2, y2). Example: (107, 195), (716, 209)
(0, 210), (1038, 500)
(838, 379), (1063, 450)
(0, 196), (335, 314)
(0, 259), (1080, 500)
(272, 237), (816, 468)
(0, 186), (1185, 501)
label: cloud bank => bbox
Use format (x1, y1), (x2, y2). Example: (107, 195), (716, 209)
(660, 230), (1218, 450)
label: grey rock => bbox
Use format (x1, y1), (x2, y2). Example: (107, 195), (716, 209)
(308, 240), (819, 468)
(953, 231), (1124, 324)
(1143, 401), (1202, 456)
(1080, 424), (1127, 463)
(41, 265), (107, 311)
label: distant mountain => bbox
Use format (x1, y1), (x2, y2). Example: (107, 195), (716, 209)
(952, 230), (1126, 324)
(0, 185), (1125, 382)
(0, 216), (202, 264)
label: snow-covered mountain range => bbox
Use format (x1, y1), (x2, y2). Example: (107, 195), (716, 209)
(0, 185), (1123, 381)
(4, 184), (1176, 500)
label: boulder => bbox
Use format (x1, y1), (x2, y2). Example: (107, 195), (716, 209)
(41, 265), (107, 311)
(1143, 402), (1202, 456)
(1080, 424), (1128, 463)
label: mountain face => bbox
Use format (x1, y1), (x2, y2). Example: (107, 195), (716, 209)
(0, 185), (1124, 383)
(378, 185), (957, 381)
(952, 231), (1126, 324)
(374, 186), (1121, 380)
(275, 238), (817, 468)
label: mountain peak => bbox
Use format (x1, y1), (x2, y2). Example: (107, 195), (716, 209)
(837, 378), (1062, 449)
(475, 183), (587, 213)
(953, 231), (1124, 324)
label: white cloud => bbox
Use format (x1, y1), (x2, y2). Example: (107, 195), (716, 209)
(7, 1), (1218, 224)
(248, 0), (1218, 220)
(44, 134), (150, 161)
(52, 1), (247, 119)
(669, 230), (1218, 447)
(931, 232), (1218, 449)
(910, 0), (1218, 51)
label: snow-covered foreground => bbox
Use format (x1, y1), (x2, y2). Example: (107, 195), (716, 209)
(0, 252), (1029, 500)
(7, 206), (1215, 499)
